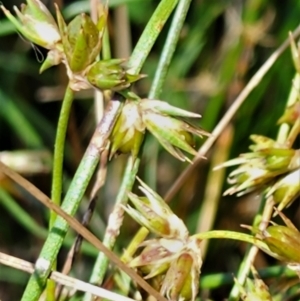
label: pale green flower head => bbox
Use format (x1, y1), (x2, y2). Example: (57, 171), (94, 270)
(277, 101), (300, 125)
(56, 8), (104, 73)
(1, 0), (61, 49)
(234, 266), (273, 301)
(160, 237), (202, 301)
(110, 101), (145, 160)
(87, 59), (144, 91)
(216, 135), (300, 206)
(139, 99), (209, 162)
(125, 177), (189, 239)
(267, 168), (300, 211)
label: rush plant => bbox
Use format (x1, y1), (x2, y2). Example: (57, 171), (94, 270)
(0, 1), (299, 301)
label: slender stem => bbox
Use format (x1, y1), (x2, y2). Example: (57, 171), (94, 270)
(84, 156), (140, 297)
(20, 99), (123, 301)
(149, 0), (192, 98)
(121, 227), (150, 263)
(192, 230), (268, 250)
(146, 0), (193, 189)
(46, 84), (74, 301)
(128, 0), (179, 74)
(50, 85), (74, 228)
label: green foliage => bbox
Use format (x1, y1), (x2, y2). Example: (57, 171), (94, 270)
(0, 0), (299, 300)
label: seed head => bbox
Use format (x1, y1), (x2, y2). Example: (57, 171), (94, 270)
(139, 99), (209, 162)
(125, 177), (188, 239)
(1, 0), (61, 49)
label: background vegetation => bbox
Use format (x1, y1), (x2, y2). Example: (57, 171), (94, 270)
(0, 0), (299, 300)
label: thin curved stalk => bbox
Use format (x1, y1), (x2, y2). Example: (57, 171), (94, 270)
(50, 85), (74, 227)
(192, 230), (268, 250)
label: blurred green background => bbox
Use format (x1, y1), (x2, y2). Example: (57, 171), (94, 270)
(0, 0), (299, 300)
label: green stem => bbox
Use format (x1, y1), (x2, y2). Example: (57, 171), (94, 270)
(102, 26), (111, 60)
(50, 85), (74, 223)
(84, 156), (140, 300)
(192, 230), (267, 250)
(146, 0), (193, 189)
(46, 84), (74, 301)
(21, 99), (123, 301)
(149, 0), (192, 98)
(128, 0), (179, 74)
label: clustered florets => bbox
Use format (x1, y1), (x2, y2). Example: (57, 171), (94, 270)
(124, 178), (203, 301)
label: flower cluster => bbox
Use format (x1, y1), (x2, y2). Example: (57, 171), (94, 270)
(257, 211), (300, 276)
(110, 99), (209, 162)
(216, 133), (300, 211)
(2, 0), (209, 164)
(234, 267), (273, 301)
(1, 0), (141, 91)
(124, 178), (202, 301)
